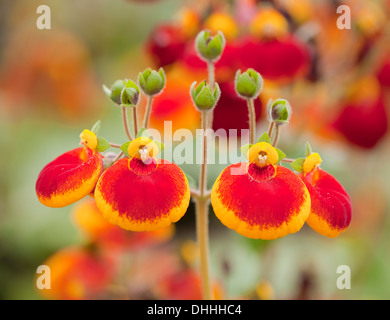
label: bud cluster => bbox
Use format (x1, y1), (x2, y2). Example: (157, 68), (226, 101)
(103, 79), (140, 107)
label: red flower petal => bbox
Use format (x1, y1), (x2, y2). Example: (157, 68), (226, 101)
(95, 157), (190, 231)
(300, 169), (352, 238)
(36, 147), (103, 208)
(377, 57), (390, 87)
(146, 24), (187, 68)
(332, 95), (388, 148)
(212, 81), (263, 136)
(239, 36), (310, 81)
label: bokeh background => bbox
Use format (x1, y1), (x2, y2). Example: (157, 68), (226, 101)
(0, 0), (390, 300)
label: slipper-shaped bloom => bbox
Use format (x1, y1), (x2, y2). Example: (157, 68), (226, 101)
(299, 152), (352, 238)
(95, 137), (190, 232)
(36, 129), (103, 208)
(211, 141), (311, 240)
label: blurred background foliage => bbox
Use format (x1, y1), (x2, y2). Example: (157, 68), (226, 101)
(0, 0), (389, 299)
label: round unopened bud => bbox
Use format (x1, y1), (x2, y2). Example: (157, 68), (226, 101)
(190, 80), (221, 111)
(195, 30), (226, 62)
(267, 99), (292, 124)
(103, 79), (140, 107)
(138, 68), (166, 96)
(235, 69), (263, 99)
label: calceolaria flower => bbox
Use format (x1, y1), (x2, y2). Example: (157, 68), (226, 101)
(294, 143), (352, 238)
(211, 134), (311, 240)
(95, 136), (190, 232)
(36, 129), (103, 208)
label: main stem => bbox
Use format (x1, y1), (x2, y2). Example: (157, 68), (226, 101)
(122, 106), (133, 141)
(195, 110), (213, 300)
(143, 95), (153, 129)
(195, 197), (212, 300)
(247, 98), (256, 145)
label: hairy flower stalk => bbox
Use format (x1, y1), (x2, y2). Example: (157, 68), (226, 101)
(192, 28), (225, 299)
(267, 99), (292, 147)
(235, 69), (263, 145)
(196, 111), (212, 300)
(143, 96), (153, 129)
(122, 106), (134, 141)
(207, 62), (215, 129)
(132, 107), (139, 137)
(138, 67), (166, 130)
(247, 98), (256, 145)
(190, 78), (221, 300)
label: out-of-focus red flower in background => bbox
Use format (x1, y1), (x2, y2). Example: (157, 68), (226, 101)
(0, 30), (101, 120)
(332, 76), (388, 149)
(38, 246), (113, 300)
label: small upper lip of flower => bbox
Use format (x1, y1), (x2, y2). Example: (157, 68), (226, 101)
(303, 152), (322, 174)
(127, 137), (159, 162)
(248, 142), (279, 168)
(79, 129), (98, 151)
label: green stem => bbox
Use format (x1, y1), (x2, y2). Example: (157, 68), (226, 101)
(272, 124), (280, 147)
(267, 121), (275, 139)
(247, 98), (256, 145)
(133, 107), (139, 137)
(195, 110), (213, 300)
(199, 111), (209, 196)
(208, 61), (215, 90)
(142, 95), (153, 129)
(207, 61), (215, 129)
(195, 197), (212, 300)
(122, 106), (133, 141)
(109, 143), (121, 148)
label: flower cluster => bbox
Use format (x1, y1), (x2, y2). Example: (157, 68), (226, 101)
(35, 19), (353, 300)
(36, 122), (190, 234)
(211, 135), (352, 240)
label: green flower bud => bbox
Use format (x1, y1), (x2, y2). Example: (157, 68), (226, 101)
(195, 30), (226, 62)
(138, 67), (166, 96)
(267, 98), (292, 124)
(235, 68), (263, 99)
(103, 79), (140, 107)
(190, 80), (221, 111)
